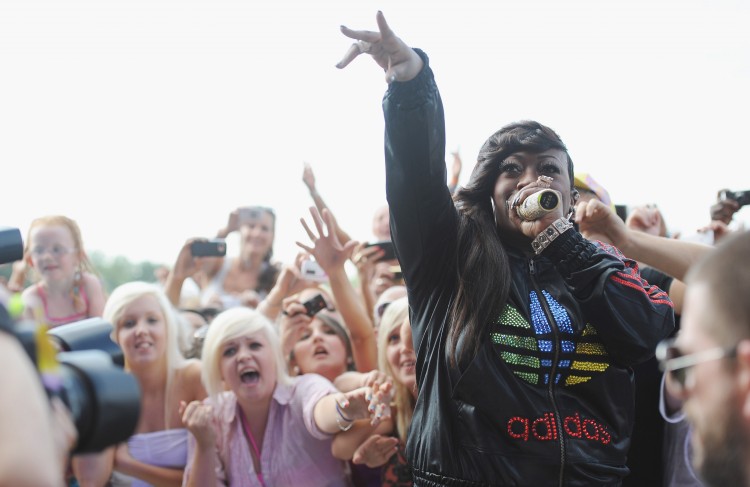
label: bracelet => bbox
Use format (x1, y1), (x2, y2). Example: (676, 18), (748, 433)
(335, 415), (353, 432)
(531, 218), (574, 255)
(335, 401), (354, 431)
(336, 402), (354, 422)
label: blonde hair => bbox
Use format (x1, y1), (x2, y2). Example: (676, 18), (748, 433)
(25, 215), (99, 313)
(104, 281), (186, 425)
(377, 296), (414, 442)
(201, 307), (290, 399)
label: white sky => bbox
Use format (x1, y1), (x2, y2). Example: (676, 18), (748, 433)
(1, 0), (748, 266)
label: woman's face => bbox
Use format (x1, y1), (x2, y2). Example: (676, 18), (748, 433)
(239, 211), (275, 257)
(116, 295), (168, 369)
(372, 205), (391, 241)
(28, 225), (80, 283)
(386, 318), (416, 395)
(219, 329), (277, 404)
(492, 149), (573, 239)
(292, 318), (348, 381)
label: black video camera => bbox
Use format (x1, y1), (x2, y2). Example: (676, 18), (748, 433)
(0, 226), (140, 453)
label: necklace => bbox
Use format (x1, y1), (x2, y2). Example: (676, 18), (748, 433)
(238, 405), (266, 487)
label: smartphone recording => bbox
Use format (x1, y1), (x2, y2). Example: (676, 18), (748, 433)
(302, 294), (328, 317)
(190, 239), (227, 257)
(364, 240), (396, 262)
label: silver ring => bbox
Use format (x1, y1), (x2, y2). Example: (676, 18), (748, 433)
(357, 40), (371, 53)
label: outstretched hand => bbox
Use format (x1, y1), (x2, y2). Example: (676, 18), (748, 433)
(575, 199), (628, 247)
(296, 207), (357, 273)
(336, 11), (424, 83)
(352, 434), (399, 468)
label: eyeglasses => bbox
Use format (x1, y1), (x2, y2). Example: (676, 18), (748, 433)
(656, 338), (737, 394)
(30, 245), (77, 257)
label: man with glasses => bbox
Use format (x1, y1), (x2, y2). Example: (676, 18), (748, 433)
(657, 229), (750, 487)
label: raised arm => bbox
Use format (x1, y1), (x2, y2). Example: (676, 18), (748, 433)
(257, 253), (318, 322)
(297, 207), (377, 372)
(448, 150), (462, 194)
(200, 210), (239, 280)
(302, 162), (352, 244)
(164, 238), (203, 308)
(336, 11), (423, 84)
(337, 11), (456, 316)
(576, 199), (713, 282)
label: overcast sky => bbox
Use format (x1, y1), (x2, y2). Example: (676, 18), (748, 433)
(1, 0), (748, 266)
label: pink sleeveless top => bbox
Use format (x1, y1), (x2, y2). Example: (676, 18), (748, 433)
(36, 283), (90, 328)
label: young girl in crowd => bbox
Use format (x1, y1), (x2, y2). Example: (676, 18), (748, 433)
(21, 215), (106, 327)
(180, 306), (388, 486)
(72, 281), (206, 487)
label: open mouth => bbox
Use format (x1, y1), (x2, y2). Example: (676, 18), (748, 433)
(240, 370), (260, 384)
(134, 342), (152, 350)
(400, 360), (416, 372)
(313, 346), (329, 358)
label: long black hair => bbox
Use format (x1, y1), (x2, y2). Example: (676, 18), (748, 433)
(448, 121), (573, 367)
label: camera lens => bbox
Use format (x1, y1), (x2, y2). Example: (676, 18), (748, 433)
(58, 351), (141, 453)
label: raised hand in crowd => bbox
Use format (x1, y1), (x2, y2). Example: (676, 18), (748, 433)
(302, 162), (352, 245)
(448, 149), (462, 194)
(256, 252), (319, 322)
(164, 237), (207, 308)
(297, 207), (377, 372)
(576, 198), (712, 282)
(625, 204), (668, 237)
(336, 11), (424, 83)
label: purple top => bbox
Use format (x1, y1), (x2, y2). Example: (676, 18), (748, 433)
(183, 373), (349, 487)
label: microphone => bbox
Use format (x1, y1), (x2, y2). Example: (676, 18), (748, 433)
(517, 189), (561, 221)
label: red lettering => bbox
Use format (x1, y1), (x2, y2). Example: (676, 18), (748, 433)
(598, 425), (611, 445)
(563, 412), (582, 438)
(507, 412), (613, 445)
(507, 416), (529, 441)
(583, 419), (600, 441)
(532, 413), (558, 441)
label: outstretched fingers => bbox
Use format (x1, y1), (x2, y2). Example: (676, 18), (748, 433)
(375, 11), (395, 42)
(336, 24), (382, 69)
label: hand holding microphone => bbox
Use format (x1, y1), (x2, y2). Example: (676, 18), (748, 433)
(514, 176), (561, 221)
(517, 188), (561, 220)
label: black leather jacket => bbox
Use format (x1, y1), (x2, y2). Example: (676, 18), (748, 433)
(383, 50), (675, 487)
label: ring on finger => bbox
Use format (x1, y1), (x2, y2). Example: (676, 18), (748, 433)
(357, 40), (372, 53)
(537, 175), (553, 187)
